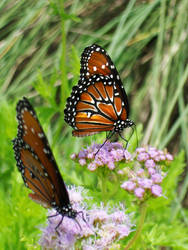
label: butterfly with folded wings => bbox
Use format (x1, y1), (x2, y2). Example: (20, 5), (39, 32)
(64, 44), (134, 141)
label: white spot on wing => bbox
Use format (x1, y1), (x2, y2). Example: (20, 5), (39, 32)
(31, 128), (35, 134)
(43, 148), (49, 154)
(38, 132), (44, 138)
(87, 112), (92, 118)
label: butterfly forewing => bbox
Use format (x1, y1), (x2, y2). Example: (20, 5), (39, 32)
(80, 44), (129, 114)
(13, 97), (70, 209)
(81, 44), (116, 78)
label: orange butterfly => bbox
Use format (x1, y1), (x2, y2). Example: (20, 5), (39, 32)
(64, 44), (134, 140)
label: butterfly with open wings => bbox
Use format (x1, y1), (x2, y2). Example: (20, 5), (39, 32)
(64, 44), (134, 141)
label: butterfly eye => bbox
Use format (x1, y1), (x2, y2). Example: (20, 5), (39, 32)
(64, 44), (134, 139)
(13, 97), (77, 231)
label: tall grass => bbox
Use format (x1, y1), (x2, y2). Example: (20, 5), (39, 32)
(0, 0), (188, 249)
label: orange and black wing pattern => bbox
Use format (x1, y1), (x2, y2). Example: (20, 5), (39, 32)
(64, 44), (134, 137)
(13, 97), (75, 217)
(80, 44), (129, 111)
(64, 75), (133, 137)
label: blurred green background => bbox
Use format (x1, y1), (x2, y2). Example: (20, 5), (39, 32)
(0, 0), (188, 249)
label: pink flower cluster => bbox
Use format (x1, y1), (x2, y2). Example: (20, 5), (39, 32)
(121, 146), (173, 199)
(39, 187), (133, 249)
(72, 143), (173, 200)
(83, 204), (133, 249)
(71, 141), (132, 171)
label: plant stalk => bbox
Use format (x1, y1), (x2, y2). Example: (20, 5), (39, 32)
(125, 202), (147, 250)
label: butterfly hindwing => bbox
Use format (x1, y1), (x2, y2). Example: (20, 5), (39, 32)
(64, 75), (129, 137)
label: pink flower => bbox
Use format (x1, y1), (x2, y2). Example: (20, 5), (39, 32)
(73, 143), (173, 202)
(151, 185), (162, 197)
(88, 152), (94, 159)
(154, 155), (161, 162)
(90, 209), (109, 224)
(70, 153), (76, 160)
(39, 188), (133, 249)
(136, 147), (146, 153)
(111, 149), (124, 161)
(136, 169), (144, 176)
(145, 159), (155, 168)
(151, 173), (162, 183)
(79, 158), (86, 166)
(138, 178), (153, 189)
(148, 150), (158, 159)
(108, 161), (115, 170)
(121, 181), (136, 191)
(137, 152), (149, 162)
(110, 210), (129, 224)
(78, 150), (87, 158)
(116, 224), (131, 238)
(134, 187), (145, 198)
(166, 153), (173, 161)
(148, 167), (156, 175)
(88, 162), (97, 171)
(159, 154), (166, 161)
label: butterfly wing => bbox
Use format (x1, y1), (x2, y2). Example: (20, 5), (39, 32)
(64, 75), (129, 137)
(80, 44), (129, 116)
(13, 97), (70, 209)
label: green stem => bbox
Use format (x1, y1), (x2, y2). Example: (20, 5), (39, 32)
(99, 169), (108, 204)
(125, 202), (147, 250)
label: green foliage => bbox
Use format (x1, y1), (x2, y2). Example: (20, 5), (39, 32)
(139, 152), (188, 249)
(0, 0), (188, 249)
(0, 170), (45, 249)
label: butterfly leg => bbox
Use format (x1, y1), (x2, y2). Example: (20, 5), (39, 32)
(48, 213), (59, 225)
(118, 124), (137, 149)
(55, 215), (64, 235)
(77, 211), (87, 225)
(118, 132), (129, 148)
(48, 213), (59, 219)
(74, 217), (82, 231)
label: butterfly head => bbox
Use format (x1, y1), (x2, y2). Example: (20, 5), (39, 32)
(56, 203), (77, 219)
(114, 119), (135, 132)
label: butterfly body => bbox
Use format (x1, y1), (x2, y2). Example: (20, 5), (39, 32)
(13, 97), (77, 221)
(64, 44), (134, 137)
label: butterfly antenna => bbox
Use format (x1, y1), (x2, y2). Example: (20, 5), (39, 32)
(94, 131), (114, 156)
(95, 139), (107, 156)
(118, 132), (129, 148)
(119, 124), (136, 149)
